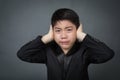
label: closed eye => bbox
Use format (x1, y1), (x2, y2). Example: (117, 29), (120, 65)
(55, 29), (61, 32)
(67, 29), (72, 31)
(66, 28), (73, 32)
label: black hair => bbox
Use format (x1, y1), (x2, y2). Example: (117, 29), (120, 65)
(51, 8), (80, 29)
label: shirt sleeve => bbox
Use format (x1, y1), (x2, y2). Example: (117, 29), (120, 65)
(17, 36), (47, 63)
(82, 34), (115, 64)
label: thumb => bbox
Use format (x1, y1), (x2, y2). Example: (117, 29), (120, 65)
(78, 23), (83, 32)
(49, 25), (53, 33)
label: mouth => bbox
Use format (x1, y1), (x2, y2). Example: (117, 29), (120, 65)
(59, 41), (69, 45)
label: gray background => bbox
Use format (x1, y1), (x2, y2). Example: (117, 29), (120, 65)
(0, 0), (120, 80)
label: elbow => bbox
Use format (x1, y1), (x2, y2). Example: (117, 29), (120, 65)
(90, 49), (115, 64)
(17, 50), (26, 61)
(107, 49), (115, 61)
(97, 49), (115, 63)
(17, 49), (31, 62)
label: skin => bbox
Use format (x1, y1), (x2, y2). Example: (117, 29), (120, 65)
(41, 20), (86, 54)
(53, 20), (78, 54)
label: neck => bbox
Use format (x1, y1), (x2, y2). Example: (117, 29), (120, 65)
(63, 50), (68, 55)
(62, 48), (70, 55)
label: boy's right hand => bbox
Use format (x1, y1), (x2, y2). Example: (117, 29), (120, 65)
(41, 25), (54, 44)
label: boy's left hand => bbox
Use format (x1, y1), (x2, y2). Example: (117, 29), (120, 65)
(77, 23), (87, 42)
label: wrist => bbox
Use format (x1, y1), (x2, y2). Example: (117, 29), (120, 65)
(77, 32), (87, 42)
(41, 35), (49, 44)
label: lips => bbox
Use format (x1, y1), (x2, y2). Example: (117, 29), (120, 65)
(59, 41), (69, 45)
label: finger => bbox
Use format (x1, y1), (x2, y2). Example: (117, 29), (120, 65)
(49, 25), (53, 32)
(80, 24), (83, 32)
(78, 24), (83, 32)
(79, 23), (82, 28)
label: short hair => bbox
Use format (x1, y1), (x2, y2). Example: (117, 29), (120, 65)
(51, 8), (80, 29)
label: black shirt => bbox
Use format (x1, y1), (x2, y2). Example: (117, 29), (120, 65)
(17, 34), (115, 80)
(49, 40), (82, 80)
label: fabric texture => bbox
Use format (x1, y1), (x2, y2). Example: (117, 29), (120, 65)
(17, 34), (114, 80)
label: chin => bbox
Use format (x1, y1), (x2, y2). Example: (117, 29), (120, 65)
(60, 45), (71, 49)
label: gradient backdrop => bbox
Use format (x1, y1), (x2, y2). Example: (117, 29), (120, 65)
(0, 0), (120, 80)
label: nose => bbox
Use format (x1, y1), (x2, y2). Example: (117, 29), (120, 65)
(61, 31), (67, 39)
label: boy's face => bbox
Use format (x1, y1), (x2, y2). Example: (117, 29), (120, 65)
(53, 20), (77, 50)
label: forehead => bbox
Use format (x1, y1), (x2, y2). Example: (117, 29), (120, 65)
(54, 20), (76, 28)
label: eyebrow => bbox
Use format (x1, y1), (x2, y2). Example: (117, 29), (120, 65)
(54, 27), (61, 29)
(54, 26), (72, 29)
(65, 26), (72, 29)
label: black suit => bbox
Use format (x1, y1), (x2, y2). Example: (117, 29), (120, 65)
(17, 34), (114, 80)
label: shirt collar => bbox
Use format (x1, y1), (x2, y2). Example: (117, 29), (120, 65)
(49, 39), (81, 56)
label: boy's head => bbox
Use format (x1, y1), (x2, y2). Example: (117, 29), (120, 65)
(51, 8), (80, 51)
(51, 8), (80, 28)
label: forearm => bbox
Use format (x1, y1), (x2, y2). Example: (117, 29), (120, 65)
(17, 36), (47, 63)
(83, 34), (114, 63)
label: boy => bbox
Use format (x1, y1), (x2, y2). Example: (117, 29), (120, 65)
(17, 8), (114, 80)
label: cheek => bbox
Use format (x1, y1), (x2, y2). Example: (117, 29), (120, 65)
(53, 33), (60, 40)
(68, 32), (77, 39)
